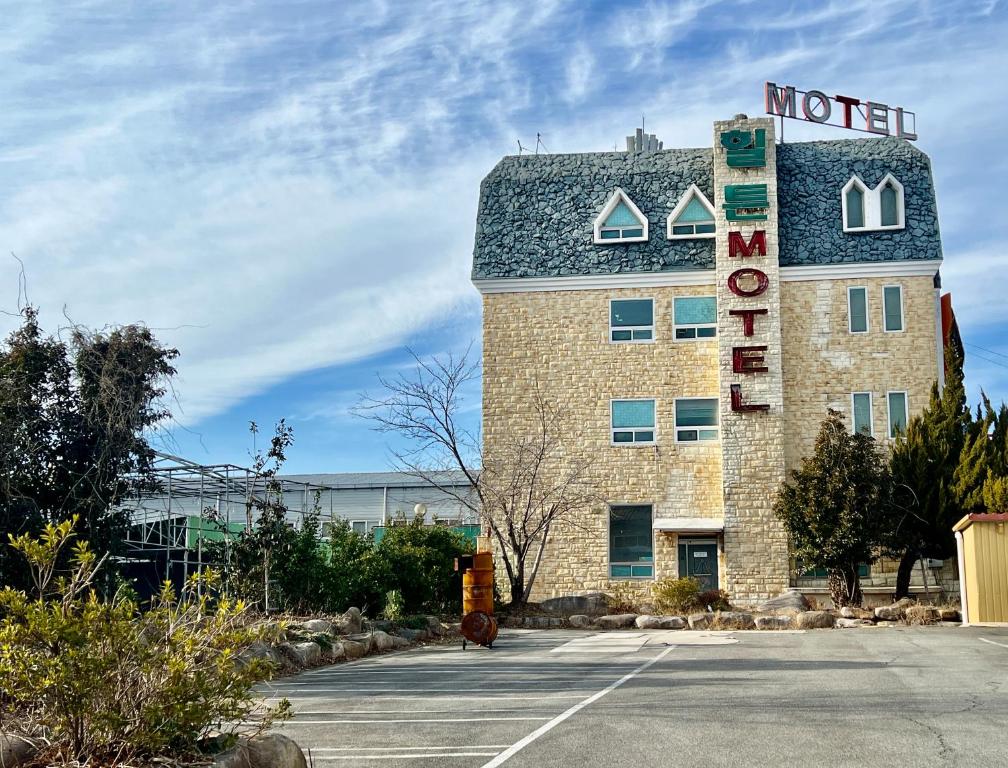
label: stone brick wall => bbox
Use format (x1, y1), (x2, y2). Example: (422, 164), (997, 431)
(482, 284), (723, 600)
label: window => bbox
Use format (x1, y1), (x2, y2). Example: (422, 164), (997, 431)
(593, 188), (648, 243)
(673, 296), (717, 340)
(845, 183), (865, 229)
(609, 505), (653, 578)
(796, 559), (869, 580)
(352, 520), (368, 535)
(852, 392), (873, 436)
(611, 399), (655, 444)
(848, 287), (868, 333)
(674, 398), (718, 442)
(883, 285), (904, 332)
(888, 391), (908, 438)
(666, 184), (716, 239)
(842, 173), (905, 232)
(610, 298), (654, 342)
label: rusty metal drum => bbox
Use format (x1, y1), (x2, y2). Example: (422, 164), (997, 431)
(460, 610), (498, 649)
(462, 551), (494, 616)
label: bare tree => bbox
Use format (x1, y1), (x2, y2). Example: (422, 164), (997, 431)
(357, 346), (595, 607)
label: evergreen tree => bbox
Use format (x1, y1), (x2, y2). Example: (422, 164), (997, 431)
(774, 410), (892, 607)
(886, 342), (971, 598)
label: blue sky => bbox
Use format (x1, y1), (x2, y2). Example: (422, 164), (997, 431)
(1, 0), (1006, 473)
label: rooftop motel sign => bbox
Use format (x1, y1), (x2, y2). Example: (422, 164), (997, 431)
(764, 82), (917, 140)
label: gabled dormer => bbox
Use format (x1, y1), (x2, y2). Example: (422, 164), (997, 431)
(842, 173), (905, 233)
(593, 188), (648, 244)
(666, 184), (716, 240)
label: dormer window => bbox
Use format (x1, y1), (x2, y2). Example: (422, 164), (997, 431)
(667, 184), (716, 239)
(842, 173), (905, 233)
(594, 189), (648, 244)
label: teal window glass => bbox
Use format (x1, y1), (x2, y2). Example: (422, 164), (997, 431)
(674, 297), (716, 325)
(675, 398), (718, 442)
(610, 299), (654, 342)
(609, 505), (653, 578)
(846, 185), (864, 229)
(849, 287), (868, 333)
(883, 286), (903, 331)
(852, 392), (872, 436)
(888, 392), (908, 437)
(676, 195), (714, 223)
(605, 201), (638, 227)
(880, 183), (899, 226)
(612, 399), (656, 443)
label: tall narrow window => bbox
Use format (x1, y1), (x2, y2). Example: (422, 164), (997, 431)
(674, 398), (719, 442)
(888, 391), (908, 438)
(880, 182), (899, 227)
(848, 287), (868, 333)
(611, 399), (656, 444)
(883, 285), (904, 332)
(609, 505), (654, 578)
(673, 296), (717, 340)
(845, 185), (864, 229)
(610, 298), (654, 342)
(852, 392), (873, 436)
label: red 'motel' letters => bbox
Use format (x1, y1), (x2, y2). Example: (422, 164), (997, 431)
(732, 345), (769, 374)
(728, 308), (767, 337)
(727, 268), (769, 297)
(728, 230), (766, 259)
(730, 384), (770, 412)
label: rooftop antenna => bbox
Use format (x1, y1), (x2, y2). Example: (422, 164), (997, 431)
(535, 132), (547, 155)
(517, 139), (527, 155)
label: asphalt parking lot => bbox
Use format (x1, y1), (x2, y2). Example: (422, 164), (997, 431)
(261, 626), (1008, 767)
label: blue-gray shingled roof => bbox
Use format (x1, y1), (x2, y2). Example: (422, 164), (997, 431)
(471, 137), (941, 280)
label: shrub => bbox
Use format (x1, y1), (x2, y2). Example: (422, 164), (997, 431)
(384, 589), (405, 622)
(377, 519), (473, 614)
(651, 577), (701, 614)
(605, 582), (643, 613)
(697, 589), (731, 612)
(0, 518), (289, 764)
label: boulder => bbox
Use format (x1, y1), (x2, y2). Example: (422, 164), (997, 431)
(391, 635), (411, 649)
(839, 606), (874, 620)
(345, 633), (373, 654)
(595, 613), (637, 629)
(904, 605), (941, 625)
(940, 608), (961, 622)
(836, 617), (875, 628)
(335, 607), (363, 635)
(289, 641), (321, 666)
(568, 614), (593, 628)
(395, 627), (422, 642)
(371, 630), (395, 651)
(755, 615), (793, 630)
(795, 610), (835, 629)
(213, 747), (250, 768)
(327, 642), (346, 662)
(426, 616), (443, 636)
(367, 619), (393, 633)
(246, 733), (307, 768)
(715, 611), (755, 629)
(636, 615), (686, 630)
(339, 639), (367, 659)
(540, 592), (609, 616)
(688, 613), (713, 630)
(757, 590), (810, 614)
(1, 733), (37, 768)
(240, 640), (283, 670)
(303, 619), (334, 634)
(874, 605), (903, 622)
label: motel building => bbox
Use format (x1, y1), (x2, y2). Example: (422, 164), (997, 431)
(471, 103), (956, 607)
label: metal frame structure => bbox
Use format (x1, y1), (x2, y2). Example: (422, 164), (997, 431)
(120, 451), (339, 584)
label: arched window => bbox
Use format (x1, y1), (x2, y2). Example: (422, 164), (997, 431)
(845, 185), (865, 229)
(880, 182), (899, 227)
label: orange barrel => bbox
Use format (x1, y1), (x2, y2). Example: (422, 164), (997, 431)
(462, 551), (494, 616)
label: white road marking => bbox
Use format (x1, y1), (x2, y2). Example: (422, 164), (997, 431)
(266, 687), (599, 694)
(979, 637), (1008, 649)
(479, 646), (674, 768)
(264, 694), (586, 703)
(308, 746), (511, 751)
(282, 717), (550, 724)
(309, 753), (499, 760)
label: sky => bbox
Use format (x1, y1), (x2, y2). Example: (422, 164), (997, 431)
(1, 0), (1006, 473)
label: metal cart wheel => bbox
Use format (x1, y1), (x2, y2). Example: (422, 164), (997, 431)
(462, 639), (467, 650)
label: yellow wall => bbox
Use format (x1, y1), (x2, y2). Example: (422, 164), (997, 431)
(963, 521), (1008, 623)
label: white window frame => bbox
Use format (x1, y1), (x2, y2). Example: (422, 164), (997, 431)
(607, 503), (656, 581)
(672, 295), (717, 342)
(594, 188), (649, 244)
(351, 520), (369, 534)
(673, 396), (719, 443)
(666, 183), (717, 240)
(609, 297), (656, 343)
(882, 284), (905, 333)
(887, 390), (909, 439)
(848, 286), (869, 334)
(851, 392), (874, 437)
(842, 173), (905, 233)
(610, 398), (657, 446)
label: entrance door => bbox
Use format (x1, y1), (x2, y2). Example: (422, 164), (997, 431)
(678, 539), (719, 592)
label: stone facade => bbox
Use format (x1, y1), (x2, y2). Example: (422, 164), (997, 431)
(474, 116), (946, 605)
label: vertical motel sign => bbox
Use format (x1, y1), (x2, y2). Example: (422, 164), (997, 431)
(720, 128), (770, 412)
